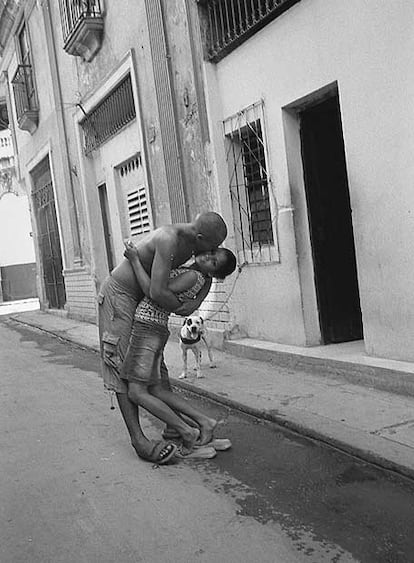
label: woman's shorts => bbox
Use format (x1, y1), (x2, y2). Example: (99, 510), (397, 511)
(120, 320), (170, 387)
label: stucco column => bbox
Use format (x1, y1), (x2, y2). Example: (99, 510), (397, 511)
(39, 0), (82, 265)
(144, 0), (189, 223)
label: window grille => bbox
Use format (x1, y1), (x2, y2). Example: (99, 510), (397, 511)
(0, 104), (9, 128)
(119, 154), (141, 177)
(127, 187), (150, 236)
(11, 64), (38, 121)
(224, 100), (278, 263)
(59, 0), (103, 43)
(199, 0), (301, 61)
(32, 181), (54, 210)
(80, 74), (136, 155)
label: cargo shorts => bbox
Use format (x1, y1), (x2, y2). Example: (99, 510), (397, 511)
(97, 275), (171, 394)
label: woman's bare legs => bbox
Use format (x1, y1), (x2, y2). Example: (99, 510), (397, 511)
(127, 382), (200, 449)
(149, 384), (217, 445)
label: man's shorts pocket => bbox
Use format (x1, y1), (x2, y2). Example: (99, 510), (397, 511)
(102, 331), (121, 370)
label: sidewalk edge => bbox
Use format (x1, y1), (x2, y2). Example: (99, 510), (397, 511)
(8, 314), (414, 482)
(170, 378), (414, 482)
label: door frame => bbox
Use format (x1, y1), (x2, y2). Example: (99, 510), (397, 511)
(299, 94), (362, 343)
(282, 82), (362, 345)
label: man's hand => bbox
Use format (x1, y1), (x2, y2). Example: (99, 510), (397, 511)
(123, 240), (140, 262)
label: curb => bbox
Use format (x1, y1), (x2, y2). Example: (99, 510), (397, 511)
(7, 315), (414, 483)
(172, 378), (414, 483)
(225, 340), (414, 399)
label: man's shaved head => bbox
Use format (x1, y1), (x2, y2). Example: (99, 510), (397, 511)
(195, 212), (227, 248)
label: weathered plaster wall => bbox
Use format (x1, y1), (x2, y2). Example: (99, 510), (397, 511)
(5, 2), (79, 277)
(162, 0), (214, 215)
(53, 0), (179, 288)
(49, 1), (152, 291)
(206, 0), (414, 359)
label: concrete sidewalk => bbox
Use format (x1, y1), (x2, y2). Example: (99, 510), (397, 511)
(6, 310), (414, 481)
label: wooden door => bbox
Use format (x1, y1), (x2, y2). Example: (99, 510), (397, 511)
(32, 158), (66, 309)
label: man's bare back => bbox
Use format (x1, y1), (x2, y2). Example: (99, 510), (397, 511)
(111, 225), (195, 294)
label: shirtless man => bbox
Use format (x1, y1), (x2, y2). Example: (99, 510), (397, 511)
(97, 212), (227, 464)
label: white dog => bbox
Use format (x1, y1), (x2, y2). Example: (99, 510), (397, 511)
(179, 315), (215, 379)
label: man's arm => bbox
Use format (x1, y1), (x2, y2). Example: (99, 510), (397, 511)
(124, 241), (199, 309)
(174, 277), (212, 317)
(149, 233), (182, 311)
(123, 241), (151, 296)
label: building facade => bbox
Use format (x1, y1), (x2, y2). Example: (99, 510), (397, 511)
(0, 0), (231, 326)
(0, 2), (36, 303)
(196, 0), (414, 362)
(1, 0), (413, 363)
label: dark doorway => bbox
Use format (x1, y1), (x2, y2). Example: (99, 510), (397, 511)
(98, 183), (115, 272)
(31, 157), (66, 309)
(300, 94), (362, 344)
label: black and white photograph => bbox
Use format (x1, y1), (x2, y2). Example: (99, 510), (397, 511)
(0, 1), (413, 562)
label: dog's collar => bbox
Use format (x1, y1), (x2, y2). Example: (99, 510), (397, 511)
(181, 334), (202, 345)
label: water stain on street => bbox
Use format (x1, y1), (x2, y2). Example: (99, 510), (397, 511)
(6, 318), (414, 562)
(185, 400), (414, 563)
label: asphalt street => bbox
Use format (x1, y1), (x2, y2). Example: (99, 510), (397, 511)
(1, 317), (414, 563)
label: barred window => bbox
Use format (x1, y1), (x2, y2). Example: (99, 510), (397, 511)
(199, 0), (301, 62)
(80, 74), (136, 155)
(224, 101), (278, 263)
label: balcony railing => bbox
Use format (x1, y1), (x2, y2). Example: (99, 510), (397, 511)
(0, 130), (13, 160)
(11, 64), (39, 134)
(199, 0), (301, 61)
(0, 131), (11, 148)
(59, 0), (104, 61)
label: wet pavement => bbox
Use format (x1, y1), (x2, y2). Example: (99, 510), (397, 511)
(188, 396), (414, 562)
(2, 318), (414, 562)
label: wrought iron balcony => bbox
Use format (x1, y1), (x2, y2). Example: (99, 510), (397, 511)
(59, 0), (104, 62)
(199, 0), (301, 62)
(0, 130), (13, 160)
(11, 64), (39, 134)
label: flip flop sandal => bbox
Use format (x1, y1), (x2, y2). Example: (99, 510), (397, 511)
(197, 419), (227, 446)
(137, 441), (177, 465)
(174, 444), (216, 460)
(203, 438), (232, 451)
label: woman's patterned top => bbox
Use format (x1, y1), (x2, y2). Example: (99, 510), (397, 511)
(134, 267), (206, 326)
